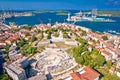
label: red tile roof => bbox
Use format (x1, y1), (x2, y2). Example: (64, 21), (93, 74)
(81, 67), (100, 80)
(70, 72), (81, 80)
(69, 67), (100, 80)
(102, 50), (111, 56)
(5, 34), (19, 42)
(4, 54), (23, 67)
(107, 47), (120, 55)
(96, 48), (103, 52)
(109, 66), (116, 73)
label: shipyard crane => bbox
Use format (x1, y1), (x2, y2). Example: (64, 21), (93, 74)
(92, 9), (97, 18)
(67, 12), (71, 22)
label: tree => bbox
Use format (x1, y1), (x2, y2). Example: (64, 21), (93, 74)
(106, 60), (112, 69)
(77, 28), (81, 31)
(20, 44), (36, 55)
(53, 32), (59, 37)
(77, 38), (86, 44)
(0, 74), (9, 80)
(30, 35), (37, 42)
(94, 54), (105, 66)
(20, 26), (33, 30)
(47, 32), (52, 39)
(4, 44), (10, 59)
(20, 44), (28, 55)
(72, 46), (81, 57)
(102, 36), (108, 40)
(4, 44), (10, 53)
(25, 32), (30, 37)
(89, 60), (97, 68)
(63, 31), (70, 38)
(75, 56), (84, 65)
(17, 37), (27, 47)
(92, 48), (99, 55)
(81, 30), (86, 36)
(0, 71), (9, 80)
(82, 52), (92, 66)
(103, 74), (120, 80)
(27, 46), (36, 54)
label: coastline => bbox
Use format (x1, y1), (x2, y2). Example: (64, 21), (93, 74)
(1, 10), (120, 36)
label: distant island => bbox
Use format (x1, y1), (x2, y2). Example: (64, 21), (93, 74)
(56, 12), (68, 15)
(33, 10), (120, 17)
(14, 12), (33, 17)
(33, 10), (68, 14)
(33, 10), (68, 15)
(97, 10), (120, 17)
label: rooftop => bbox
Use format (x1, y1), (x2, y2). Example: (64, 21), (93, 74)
(7, 63), (24, 75)
(61, 66), (100, 80)
(29, 74), (47, 80)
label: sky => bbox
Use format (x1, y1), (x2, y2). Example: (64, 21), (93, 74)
(0, 0), (120, 10)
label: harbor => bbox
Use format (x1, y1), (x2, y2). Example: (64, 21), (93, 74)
(0, 0), (120, 80)
(67, 9), (115, 22)
(0, 10), (120, 35)
(0, 11), (33, 22)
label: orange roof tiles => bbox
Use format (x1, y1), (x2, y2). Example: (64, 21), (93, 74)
(107, 47), (120, 55)
(70, 72), (81, 80)
(69, 67), (100, 80)
(96, 48), (103, 52)
(102, 50), (111, 56)
(5, 34), (20, 42)
(4, 54), (23, 67)
(81, 67), (100, 80)
(109, 66), (116, 73)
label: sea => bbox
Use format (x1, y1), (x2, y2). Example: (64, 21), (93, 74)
(3, 10), (120, 35)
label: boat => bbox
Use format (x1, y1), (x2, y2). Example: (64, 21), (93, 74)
(108, 30), (117, 33)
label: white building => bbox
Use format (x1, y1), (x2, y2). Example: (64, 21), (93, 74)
(101, 50), (112, 61)
(116, 72), (120, 77)
(5, 57), (29, 80)
(5, 64), (27, 80)
(28, 74), (47, 80)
